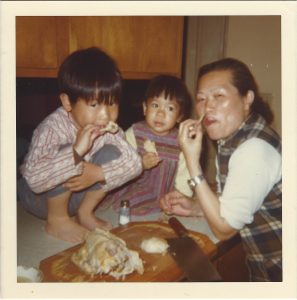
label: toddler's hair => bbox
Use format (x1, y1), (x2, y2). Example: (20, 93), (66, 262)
(58, 47), (122, 104)
(144, 75), (192, 120)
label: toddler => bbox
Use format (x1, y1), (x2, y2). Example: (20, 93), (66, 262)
(102, 75), (193, 215)
(18, 47), (142, 243)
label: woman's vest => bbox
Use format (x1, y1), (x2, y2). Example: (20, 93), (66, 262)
(217, 113), (282, 264)
(104, 121), (181, 215)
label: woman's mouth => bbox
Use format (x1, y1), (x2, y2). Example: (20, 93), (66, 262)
(203, 116), (217, 127)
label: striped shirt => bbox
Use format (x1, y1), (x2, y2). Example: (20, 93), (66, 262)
(20, 107), (142, 194)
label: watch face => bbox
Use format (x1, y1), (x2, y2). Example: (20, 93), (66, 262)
(187, 179), (195, 189)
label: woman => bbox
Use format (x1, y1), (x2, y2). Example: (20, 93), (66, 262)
(160, 58), (282, 282)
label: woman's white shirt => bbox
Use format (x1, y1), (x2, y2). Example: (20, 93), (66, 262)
(217, 137), (281, 230)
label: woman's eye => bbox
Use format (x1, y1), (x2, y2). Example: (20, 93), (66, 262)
(151, 103), (158, 108)
(196, 96), (205, 102)
(90, 102), (97, 107)
(167, 106), (175, 112)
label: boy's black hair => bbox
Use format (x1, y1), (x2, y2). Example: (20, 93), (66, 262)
(144, 75), (192, 120)
(58, 47), (122, 104)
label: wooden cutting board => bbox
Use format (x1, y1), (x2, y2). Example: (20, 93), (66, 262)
(39, 221), (217, 282)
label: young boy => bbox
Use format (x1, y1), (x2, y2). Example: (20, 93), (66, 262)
(18, 47), (142, 243)
(101, 75), (194, 215)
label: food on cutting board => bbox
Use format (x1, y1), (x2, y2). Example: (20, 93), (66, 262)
(71, 228), (144, 279)
(140, 237), (169, 255)
(100, 121), (119, 134)
(143, 139), (157, 154)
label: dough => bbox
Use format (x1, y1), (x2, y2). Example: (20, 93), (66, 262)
(100, 121), (119, 134)
(140, 237), (169, 255)
(71, 228), (144, 279)
(143, 139), (157, 154)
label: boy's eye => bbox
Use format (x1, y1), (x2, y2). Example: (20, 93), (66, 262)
(151, 102), (158, 108)
(167, 106), (175, 112)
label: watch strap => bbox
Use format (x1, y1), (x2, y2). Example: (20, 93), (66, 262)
(187, 174), (205, 189)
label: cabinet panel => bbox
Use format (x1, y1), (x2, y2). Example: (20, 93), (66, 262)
(69, 16), (183, 78)
(16, 17), (58, 69)
(16, 16), (184, 79)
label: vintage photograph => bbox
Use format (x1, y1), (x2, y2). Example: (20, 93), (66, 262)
(1, 1), (296, 299)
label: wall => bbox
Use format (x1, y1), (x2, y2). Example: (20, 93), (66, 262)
(225, 16), (281, 134)
(184, 16), (281, 183)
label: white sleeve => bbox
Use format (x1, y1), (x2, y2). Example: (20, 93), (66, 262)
(125, 126), (138, 150)
(219, 138), (281, 230)
(174, 152), (193, 197)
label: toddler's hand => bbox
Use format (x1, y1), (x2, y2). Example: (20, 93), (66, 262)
(142, 152), (161, 170)
(73, 124), (101, 157)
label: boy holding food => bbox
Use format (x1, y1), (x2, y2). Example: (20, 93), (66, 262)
(18, 47), (142, 243)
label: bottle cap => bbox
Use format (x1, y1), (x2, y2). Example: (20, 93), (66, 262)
(121, 200), (130, 207)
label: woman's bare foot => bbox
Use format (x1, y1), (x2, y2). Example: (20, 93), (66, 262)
(78, 211), (112, 231)
(45, 217), (88, 244)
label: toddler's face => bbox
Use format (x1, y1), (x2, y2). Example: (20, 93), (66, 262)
(70, 98), (119, 130)
(143, 93), (182, 136)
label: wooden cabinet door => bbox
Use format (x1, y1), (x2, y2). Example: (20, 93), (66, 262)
(68, 16), (184, 78)
(16, 17), (69, 77)
(16, 16), (184, 79)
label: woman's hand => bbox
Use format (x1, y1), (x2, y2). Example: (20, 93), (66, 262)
(178, 119), (204, 170)
(63, 162), (104, 192)
(160, 190), (203, 217)
(142, 152), (161, 170)
(73, 124), (102, 157)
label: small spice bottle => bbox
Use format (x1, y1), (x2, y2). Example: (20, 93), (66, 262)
(119, 200), (130, 226)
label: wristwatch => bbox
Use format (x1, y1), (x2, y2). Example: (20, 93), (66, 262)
(187, 174), (205, 190)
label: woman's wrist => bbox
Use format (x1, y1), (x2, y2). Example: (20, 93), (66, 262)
(188, 164), (203, 178)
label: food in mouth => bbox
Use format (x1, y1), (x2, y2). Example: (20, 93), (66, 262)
(141, 237), (169, 255)
(143, 139), (158, 154)
(100, 121), (119, 134)
(71, 228), (144, 279)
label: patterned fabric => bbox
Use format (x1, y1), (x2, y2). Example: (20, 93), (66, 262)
(217, 113), (282, 281)
(20, 107), (142, 194)
(101, 121), (181, 215)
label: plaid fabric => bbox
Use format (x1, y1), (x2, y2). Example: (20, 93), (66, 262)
(217, 113), (282, 281)
(101, 121), (180, 215)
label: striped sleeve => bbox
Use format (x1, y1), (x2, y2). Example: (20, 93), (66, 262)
(20, 125), (83, 193)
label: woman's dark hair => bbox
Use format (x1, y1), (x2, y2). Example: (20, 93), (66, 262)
(197, 58), (273, 123)
(144, 75), (192, 120)
(58, 47), (122, 104)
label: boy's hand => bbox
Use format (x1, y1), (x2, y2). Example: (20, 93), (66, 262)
(73, 124), (102, 157)
(63, 162), (104, 192)
(142, 152), (161, 170)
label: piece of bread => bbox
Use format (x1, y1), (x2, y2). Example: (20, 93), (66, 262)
(100, 121), (119, 134)
(140, 237), (168, 255)
(143, 139), (157, 154)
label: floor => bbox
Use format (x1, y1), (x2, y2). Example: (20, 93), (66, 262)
(17, 201), (218, 269)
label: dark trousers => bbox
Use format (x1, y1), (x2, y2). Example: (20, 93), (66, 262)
(18, 144), (121, 219)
